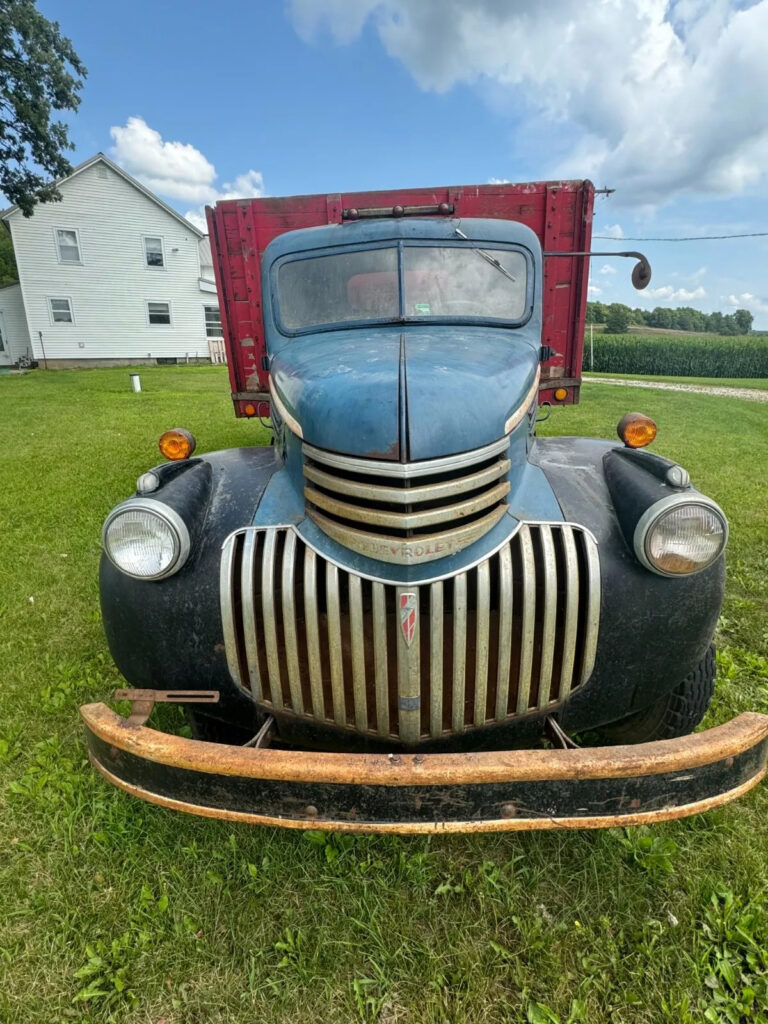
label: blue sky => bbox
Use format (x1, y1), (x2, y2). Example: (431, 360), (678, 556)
(35, 0), (768, 326)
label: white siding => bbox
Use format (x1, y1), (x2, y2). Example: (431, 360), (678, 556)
(6, 162), (211, 361)
(0, 282), (32, 363)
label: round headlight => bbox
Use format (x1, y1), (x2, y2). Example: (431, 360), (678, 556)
(634, 495), (728, 577)
(102, 499), (190, 580)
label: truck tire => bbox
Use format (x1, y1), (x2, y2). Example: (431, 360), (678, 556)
(595, 644), (716, 745)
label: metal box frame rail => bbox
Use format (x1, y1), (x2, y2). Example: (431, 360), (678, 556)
(81, 704), (768, 834)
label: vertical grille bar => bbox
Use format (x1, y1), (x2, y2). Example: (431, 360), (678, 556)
(537, 526), (557, 710)
(261, 531), (283, 709)
(240, 530), (262, 699)
(280, 531), (304, 714)
(559, 527), (580, 695)
(325, 562), (346, 726)
(429, 581), (444, 738)
(494, 542), (513, 719)
(474, 560), (491, 726)
(397, 587), (421, 744)
(581, 535), (601, 683)
(372, 582), (389, 736)
(303, 547), (325, 719)
(219, 534), (244, 689)
(516, 525), (536, 713)
(348, 574), (368, 731)
(452, 573), (468, 732)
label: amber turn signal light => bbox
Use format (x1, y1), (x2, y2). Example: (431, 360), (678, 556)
(617, 412), (657, 448)
(553, 387), (568, 401)
(158, 427), (197, 461)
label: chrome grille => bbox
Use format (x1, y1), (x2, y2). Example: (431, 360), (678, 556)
(221, 523), (600, 742)
(302, 437), (512, 564)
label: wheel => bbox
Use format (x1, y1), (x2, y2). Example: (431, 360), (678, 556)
(185, 708), (257, 746)
(595, 644), (716, 745)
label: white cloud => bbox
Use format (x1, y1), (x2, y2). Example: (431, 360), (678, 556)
(588, 284), (602, 296)
(599, 264), (617, 275)
(109, 117), (265, 228)
(488, 177), (511, 185)
(728, 292), (768, 314)
(290, 0), (768, 202)
(598, 224), (624, 239)
(640, 284), (707, 302)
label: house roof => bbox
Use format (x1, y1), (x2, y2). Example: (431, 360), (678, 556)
(0, 153), (205, 237)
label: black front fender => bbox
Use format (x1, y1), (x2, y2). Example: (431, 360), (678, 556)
(100, 447), (280, 724)
(531, 437), (725, 732)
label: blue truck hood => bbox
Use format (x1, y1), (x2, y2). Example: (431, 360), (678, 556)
(270, 326), (539, 460)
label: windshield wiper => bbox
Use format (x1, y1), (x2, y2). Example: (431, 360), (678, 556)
(455, 228), (517, 283)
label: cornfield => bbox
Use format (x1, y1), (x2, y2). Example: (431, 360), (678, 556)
(589, 333), (768, 378)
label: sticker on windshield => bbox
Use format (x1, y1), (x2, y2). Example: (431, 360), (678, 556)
(413, 303), (431, 315)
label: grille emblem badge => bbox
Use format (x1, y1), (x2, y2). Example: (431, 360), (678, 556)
(399, 592), (418, 647)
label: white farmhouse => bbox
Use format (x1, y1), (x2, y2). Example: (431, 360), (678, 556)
(0, 153), (223, 368)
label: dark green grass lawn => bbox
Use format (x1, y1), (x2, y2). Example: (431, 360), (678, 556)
(1, 366), (767, 1024)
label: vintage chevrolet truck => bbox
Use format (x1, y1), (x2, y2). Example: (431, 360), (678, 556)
(81, 181), (768, 832)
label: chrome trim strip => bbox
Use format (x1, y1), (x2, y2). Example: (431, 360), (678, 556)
(372, 582), (390, 736)
(325, 562), (346, 726)
(452, 573), (468, 733)
(306, 504), (509, 566)
(303, 458), (511, 505)
(429, 582), (444, 739)
(302, 434), (511, 479)
(241, 530), (262, 700)
(294, 516), (521, 586)
(219, 534), (242, 689)
(349, 574), (368, 732)
(504, 367), (541, 435)
(281, 531), (304, 715)
(396, 586), (421, 744)
(261, 531), (283, 710)
(269, 377), (303, 438)
(581, 534), (602, 684)
(305, 480), (510, 530)
(303, 547), (325, 719)
(474, 559), (491, 727)
(495, 542), (513, 720)
(516, 525), (536, 713)
(537, 526), (557, 710)
(559, 527), (579, 698)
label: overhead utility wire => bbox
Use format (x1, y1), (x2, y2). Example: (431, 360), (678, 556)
(593, 231), (768, 241)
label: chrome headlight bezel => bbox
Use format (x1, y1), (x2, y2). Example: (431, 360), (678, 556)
(102, 497), (191, 580)
(633, 493), (728, 578)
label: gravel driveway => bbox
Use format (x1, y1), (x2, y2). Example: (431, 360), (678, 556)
(583, 376), (768, 403)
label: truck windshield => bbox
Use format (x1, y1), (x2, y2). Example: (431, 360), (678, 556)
(277, 244), (527, 331)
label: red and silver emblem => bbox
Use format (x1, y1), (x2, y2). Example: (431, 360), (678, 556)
(399, 592), (418, 647)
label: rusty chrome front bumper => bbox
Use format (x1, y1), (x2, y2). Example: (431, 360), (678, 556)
(80, 703), (768, 833)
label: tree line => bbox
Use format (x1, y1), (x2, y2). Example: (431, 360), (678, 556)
(587, 301), (754, 335)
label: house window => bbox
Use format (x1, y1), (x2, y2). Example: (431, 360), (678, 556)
(144, 236), (165, 268)
(204, 305), (222, 338)
(49, 297), (74, 323)
(147, 301), (171, 325)
(55, 228), (81, 263)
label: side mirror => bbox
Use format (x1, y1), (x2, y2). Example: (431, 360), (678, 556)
(543, 249), (653, 290)
(629, 253), (652, 290)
